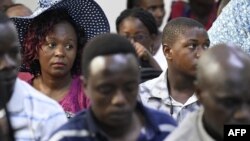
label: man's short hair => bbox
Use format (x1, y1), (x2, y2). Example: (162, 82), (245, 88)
(81, 33), (138, 78)
(162, 17), (205, 46)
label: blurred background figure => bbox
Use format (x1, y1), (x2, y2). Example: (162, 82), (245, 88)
(127, 0), (165, 56)
(0, 78), (15, 141)
(0, 0), (13, 12)
(4, 3), (32, 17)
(116, 8), (162, 83)
(169, 0), (219, 30)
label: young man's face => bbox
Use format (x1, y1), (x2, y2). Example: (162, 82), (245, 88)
(168, 27), (210, 76)
(84, 54), (140, 127)
(0, 22), (21, 97)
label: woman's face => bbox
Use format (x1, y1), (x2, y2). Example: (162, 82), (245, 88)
(118, 17), (154, 52)
(38, 21), (77, 77)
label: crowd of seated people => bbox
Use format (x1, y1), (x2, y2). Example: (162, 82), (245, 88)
(0, 0), (250, 140)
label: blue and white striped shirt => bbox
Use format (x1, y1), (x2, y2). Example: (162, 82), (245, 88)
(49, 102), (177, 141)
(8, 78), (68, 141)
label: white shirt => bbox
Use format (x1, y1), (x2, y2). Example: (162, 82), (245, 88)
(153, 45), (168, 71)
(164, 108), (215, 141)
(139, 70), (200, 123)
(7, 78), (68, 141)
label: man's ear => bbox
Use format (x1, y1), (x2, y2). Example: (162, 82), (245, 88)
(163, 44), (173, 60)
(80, 75), (90, 98)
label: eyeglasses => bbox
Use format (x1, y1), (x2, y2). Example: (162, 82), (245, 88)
(122, 34), (149, 42)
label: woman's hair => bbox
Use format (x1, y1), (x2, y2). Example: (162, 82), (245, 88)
(116, 8), (158, 35)
(23, 8), (86, 76)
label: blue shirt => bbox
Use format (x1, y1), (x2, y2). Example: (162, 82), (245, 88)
(49, 102), (177, 141)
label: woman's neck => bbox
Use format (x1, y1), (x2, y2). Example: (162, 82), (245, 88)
(33, 73), (72, 101)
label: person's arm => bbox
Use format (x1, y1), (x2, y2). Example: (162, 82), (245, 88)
(133, 42), (162, 71)
(40, 107), (67, 141)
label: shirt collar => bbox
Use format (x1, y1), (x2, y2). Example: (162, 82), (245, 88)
(146, 70), (198, 106)
(146, 70), (169, 99)
(7, 78), (26, 113)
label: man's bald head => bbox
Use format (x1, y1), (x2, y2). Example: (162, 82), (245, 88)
(195, 43), (250, 139)
(197, 43), (250, 90)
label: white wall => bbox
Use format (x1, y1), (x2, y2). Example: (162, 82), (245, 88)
(14, 0), (37, 11)
(14, 0), (173, 32)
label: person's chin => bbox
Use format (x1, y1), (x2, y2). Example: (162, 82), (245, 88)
(51, 70), (68, 77)
(107, 113), (130, 126)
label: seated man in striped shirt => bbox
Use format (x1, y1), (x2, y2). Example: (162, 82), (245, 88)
(49, 34), (177, 141)
(0, 12), (67, 141)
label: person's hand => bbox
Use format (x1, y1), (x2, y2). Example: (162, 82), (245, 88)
(132, 42), (151, 61)
(132, 42), (161, 71)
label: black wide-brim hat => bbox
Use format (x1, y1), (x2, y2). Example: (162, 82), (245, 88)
(11, 0), (110, 48)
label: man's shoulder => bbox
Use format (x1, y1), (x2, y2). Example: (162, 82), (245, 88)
(18, 79), (58, 103)
(139, 71), (168, 105)
(60, 110), (88, 130)
(140, 105), (177, 140)
(140, 71), (165, 91)
(144, 105), (177, 126)
(164, 110), (200, 141)
(16, 78), (65, 114)
(49, 110), (90, 141)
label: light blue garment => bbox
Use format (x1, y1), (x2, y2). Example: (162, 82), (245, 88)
(8, 78), (67, 141)
(208, 0), (250, 54)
